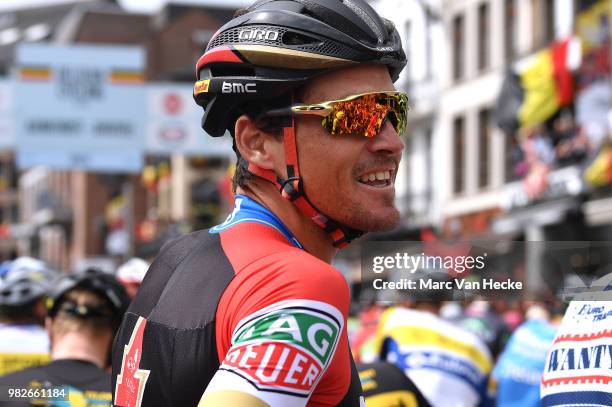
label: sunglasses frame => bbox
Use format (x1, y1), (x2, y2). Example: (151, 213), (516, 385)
(260, 91), (409, 137)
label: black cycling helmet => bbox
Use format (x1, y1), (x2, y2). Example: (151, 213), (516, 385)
(46, 268), (130, 320)
(0, 257), (58, 307)
(194, 0), (406, 137)
(193, 0), (406, 248)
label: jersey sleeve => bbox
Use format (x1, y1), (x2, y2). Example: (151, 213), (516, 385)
(200, 249), (354, 407)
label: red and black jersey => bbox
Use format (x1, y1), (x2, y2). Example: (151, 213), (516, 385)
(112, 195), (363, 406)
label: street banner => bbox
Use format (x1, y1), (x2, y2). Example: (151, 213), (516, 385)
(146, 83), (232, 157)
(15, 43), (146, 173)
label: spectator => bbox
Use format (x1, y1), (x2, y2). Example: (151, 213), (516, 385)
(457, 300), (512, 360)
(351, 303), (384, 363)
(115, 258), (149, 299)
(0, 257), (57, 376)
(0, 268), (130, 406)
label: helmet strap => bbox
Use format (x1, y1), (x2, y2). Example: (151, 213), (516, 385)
(246, 115), (363, 248)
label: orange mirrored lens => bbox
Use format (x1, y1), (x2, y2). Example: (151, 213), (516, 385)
(321, 93), (407, 137)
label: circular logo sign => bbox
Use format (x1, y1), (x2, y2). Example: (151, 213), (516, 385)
(163, 93), (182, 115)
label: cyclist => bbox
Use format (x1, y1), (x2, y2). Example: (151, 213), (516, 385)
(0, 257), (57, 376)
(540, 274), (612, 406)
(0, 268), (130, 406)
(374, 273), (493, 407)
(357, 361), (431, 407)
(112, 0), (407, 406)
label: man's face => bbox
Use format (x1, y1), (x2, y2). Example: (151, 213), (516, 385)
(293, 64), (404, 232)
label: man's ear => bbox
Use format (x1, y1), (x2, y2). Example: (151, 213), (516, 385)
(234, 115), (283, 170)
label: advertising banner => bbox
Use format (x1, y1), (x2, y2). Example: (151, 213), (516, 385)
(147, 83), (233, 157)
(15, 43), (146, 173)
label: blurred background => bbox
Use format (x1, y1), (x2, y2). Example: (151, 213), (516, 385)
(0, 2), (609, 405)
(0, 0), (608, 295)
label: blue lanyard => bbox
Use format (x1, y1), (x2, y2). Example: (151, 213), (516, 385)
(210, 195), (303, 249)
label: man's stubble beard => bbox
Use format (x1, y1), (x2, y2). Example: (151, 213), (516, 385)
(339, 195), (400, 232)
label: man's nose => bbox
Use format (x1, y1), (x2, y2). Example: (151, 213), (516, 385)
(366, 120), (404, 156)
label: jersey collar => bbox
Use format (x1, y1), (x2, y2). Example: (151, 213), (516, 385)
(210, 195), (303, 249)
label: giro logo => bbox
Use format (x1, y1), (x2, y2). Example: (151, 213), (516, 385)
(239, 29), (280, 41)
(222, 300), (343, 396)
(222, 82), (257, 94)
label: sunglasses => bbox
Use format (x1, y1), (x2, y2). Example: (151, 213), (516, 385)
(260, 91), (409, 138)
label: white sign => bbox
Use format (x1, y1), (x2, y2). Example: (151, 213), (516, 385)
(0, 79), (14, 150)
(146, 83), (232, 157)
(15, 43), (146, 173)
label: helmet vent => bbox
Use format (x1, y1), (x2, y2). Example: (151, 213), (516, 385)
(341, 0), (384, 41)
(282, 32), (321, 46)
(210, 64), (255, 78)
(207, 26), (288, 51)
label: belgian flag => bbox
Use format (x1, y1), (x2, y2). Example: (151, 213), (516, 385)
(495, 37), (578, 136)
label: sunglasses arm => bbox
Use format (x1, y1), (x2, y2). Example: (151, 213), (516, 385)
(261, 104), (332, 119)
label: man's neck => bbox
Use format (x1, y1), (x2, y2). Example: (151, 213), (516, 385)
(237, 179), (338, 263)
(51, 332), (109, 369)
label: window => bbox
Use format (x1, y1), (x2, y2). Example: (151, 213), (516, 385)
(425, 127), (433, 203)
(478, 2), (490, 71)
(505, 133), (521, 183)
(452, 14), (465, 81)
(453, 116), (465, 194)
(544, 0), (555, 45)
(504, 0), (516, 61)
(404, 21), (412, 82)
(532, 0), (556, 49)
(425, 19), (433, 80)
(478, 109), (491, 189)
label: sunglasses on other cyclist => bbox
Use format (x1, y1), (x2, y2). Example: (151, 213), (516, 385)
(260, 91), (409, 138)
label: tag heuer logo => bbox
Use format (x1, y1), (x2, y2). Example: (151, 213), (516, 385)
(223, 300), (344, 396)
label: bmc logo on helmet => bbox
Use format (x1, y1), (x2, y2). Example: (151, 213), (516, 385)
(222, 82), (257, 94)
(238, 29), (279, 41)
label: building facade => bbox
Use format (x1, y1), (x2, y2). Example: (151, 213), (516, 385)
(1, 0), (235, 271)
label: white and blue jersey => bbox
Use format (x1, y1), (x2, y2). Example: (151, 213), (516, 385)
(541, 301), (612, 406)
(493, 318), (557, 407)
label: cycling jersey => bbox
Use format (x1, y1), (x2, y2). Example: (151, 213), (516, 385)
(112, 195), (363, 407)
(375, 307), (493, 407)
(541, 301), (612, 406)
(0, 323), (50, 376)
(0, 358), (112, 406)
(357, 362), (431, 407)
(493, 318), (557, 407)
